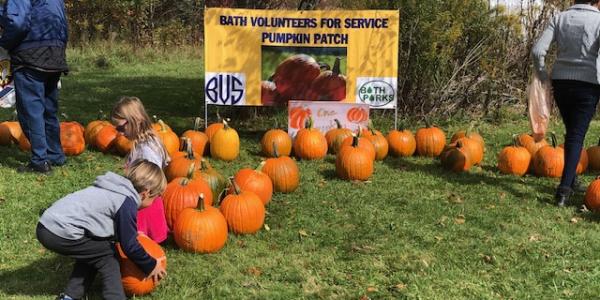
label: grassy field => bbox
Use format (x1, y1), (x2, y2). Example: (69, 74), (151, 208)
(2, 48), (600, 299)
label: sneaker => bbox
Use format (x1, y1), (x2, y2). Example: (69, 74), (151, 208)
(17, 162), (52, 174)
(555, 186), (573, 207)
(56, 293), (75, 300)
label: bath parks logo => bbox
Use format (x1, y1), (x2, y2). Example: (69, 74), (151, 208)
(357, 78), (396, 108)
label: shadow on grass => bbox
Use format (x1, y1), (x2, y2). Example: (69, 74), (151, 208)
(0, 255), (70, 297)
(0, 145), (29, 168)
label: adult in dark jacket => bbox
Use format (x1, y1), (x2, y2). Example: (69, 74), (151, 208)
(0, 0), (69, 173)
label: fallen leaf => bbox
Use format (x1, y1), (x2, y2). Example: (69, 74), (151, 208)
(367, 287), (378, 292)
(454, 215), (465, 225)
(563, 268), (572, 274)
(570, 218), (579, 224)
(437, 216), (448, 226)
(482, 255), (495, 264)
(421, 259), (429, 268)
(298, 230), (308, 237)
(393, 283), (407, 291)
(448, 193), (463, 204)
(528, 235), (540, 242)
(434, 236), (443, 241)
(0, 197), (5, 204)
(360, 295), (370, 300)
(499, 192), (506, 200)
(247, 267), (262, 277)
(264, 224), (270, 231)
(236, 240), (246, 248)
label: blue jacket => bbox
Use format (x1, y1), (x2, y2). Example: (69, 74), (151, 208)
(0, 0), (68, 52)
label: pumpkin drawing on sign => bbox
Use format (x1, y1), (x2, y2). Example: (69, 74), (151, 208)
(347, 107), (368, 124)
(289, 106), (312, 130)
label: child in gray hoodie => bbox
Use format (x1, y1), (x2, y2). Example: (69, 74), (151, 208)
(36, 160), (168, 300)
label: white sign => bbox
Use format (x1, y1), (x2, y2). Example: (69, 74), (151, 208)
(288, 101), (370, 137)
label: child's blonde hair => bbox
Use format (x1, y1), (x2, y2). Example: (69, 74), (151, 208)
(111, 96), (169, 166)
(125, 159), (167, 198)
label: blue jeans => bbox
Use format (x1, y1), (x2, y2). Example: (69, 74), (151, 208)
(552, 80), (600, 190)
(15, 68), (65, 165)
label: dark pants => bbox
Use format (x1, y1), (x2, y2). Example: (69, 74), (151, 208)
(15, 68), (65, 166)
(36, 223), (126, 300)
(552, 80), (600, 190)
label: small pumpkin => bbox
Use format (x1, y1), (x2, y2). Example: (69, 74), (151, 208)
(195, 159), (227, 203)
(587, 138), (600, 171)
(450, 129), (485, 152)
(533, 133), (564, 178)
(84, 111), (110, 145)
(210, 119), (240, 161)
(325, 119), (353, 154)
(585, 177), (600, 211)
(0, 122), (13, 146)
(60, 121), (85, 156)
(18, 134), (31, 152)
(262, 143), (300, 193)
(272, 54), (321, 100)
(293, 117), (328, 160)
(453, 136), (483, 165)
(228, 162), (273, 205)
(220, 178), (266, 235)
(0, 121), (23, 145)
(516, 133), (548, 156)
(440, 140), (473, 173)
(415, 121), (446, 157)
(305, 57), (346, 101)
(498, 135), (531, 176)
(336, 136), (374, 181)
(114, 134), (133, 156)
(182, 117), (209, 156)
(116, 235), (166, 296)
(387, 129), (416, 157)
(340, 130), (376, 161)
(95, 124), (118, 153)
(261, 128), (292, 157)
(152, 115), (173, 132)
(165, 138), (202, 182)
(155, 119), (179, 156)
(366, 128), (389, 161)
(173, 194), (228, 254)
(163, 169), (213, 229)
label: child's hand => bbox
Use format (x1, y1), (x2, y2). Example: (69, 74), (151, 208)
(148, 256), (167, 284)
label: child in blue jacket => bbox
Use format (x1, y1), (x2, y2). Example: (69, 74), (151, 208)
(37, 160), (168, 300)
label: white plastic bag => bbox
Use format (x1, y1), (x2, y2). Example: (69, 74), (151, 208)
(0, 47), (14, 109)
(528, 72), (552, 139)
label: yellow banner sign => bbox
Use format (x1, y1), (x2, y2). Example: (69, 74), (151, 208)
(204, 8), (399, 109)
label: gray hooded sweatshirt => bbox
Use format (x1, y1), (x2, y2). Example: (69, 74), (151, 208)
(39, 172), (156, 274)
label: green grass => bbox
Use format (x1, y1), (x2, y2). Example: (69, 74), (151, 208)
(2, 48), (600, 299)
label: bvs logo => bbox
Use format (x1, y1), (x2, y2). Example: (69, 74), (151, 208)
(205, 72), (246, 105)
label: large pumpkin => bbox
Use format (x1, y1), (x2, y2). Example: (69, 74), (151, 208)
(366, 128), (389, 161)
(210, 119), (240, 161)
(588, 138), (600, 171)
(84, 111), (110, 145)
(497, 135), (531, 176)
(272, 54), (321, 100)
(585, 178), (600, 211)
(163, 172), (213, 229)
(95, 125), (118, 153)
(516, 133), (548, 156)
(154, 120), (179, 156)
(305, 57), (346, 101)
(340, 131), (376, 161)
(196, 159), (227, 203)
(60, 121), (85, 156)
(262, 144), (300, 193)
(182, 117), (209, 156)
(220, 179), (265, 235)
(559, 144), (588, 175)
(533, 134), (564, 178)
(165, 138), (202, 182)
(450, 130), (485, 152)
(336, 136), (374, 181)
(116, 235), (167, 297)
(440, 141), (472, 173)
(325, 119), (353, 154)
(228, 162), (273, 205)
(0, 122), (10, 146)
(261, 129), (292, 157)
(114, 134), (133, 157)
(415, 122), (446, 157)
(293, 117), (328, 160)
(0, 121), (23, 145)
(173, 195), (228, 254)
(453, 136), (483, 165)
(387, 129), (416, 157)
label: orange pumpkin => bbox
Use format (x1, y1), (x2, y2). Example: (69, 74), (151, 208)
(325, 119), (353, 154)
(154, 120), (179, 156)
(440, 141), (472, 173)
(0, 122), (12, 146)
(195, 159), (227, 204)
(84, 111), (110, 145)
(114, 134), (133, 156)
(293, 117), (328, 160)
(366, 128), (389, 161)
(220, 179), (266, 235)
(272, 54), (321, 100)
(453, 136), (483, 165)
(533, 133), (564, 178)
(165, 138), (202, 182)
(60, 121), (85, 156)
(262, 144), (300, 193)
(585, 177), (600, 211)
(341, 131), (375, 161)
(181, 117), (209, 155)
(587, 138), (600, 171)
(415, 122), (446, 157)
(228, 162), (273, 205)
(95, 125), (118, 153)
(516, 133), (548, 156)
(558, 144), (588, 175)
(163, 171), (213, 229)
(305, 57), (346, 101)
(210, 119), (239, 161)
(451, 130), (485, 152)
(261, 129), (292, 157)
(116, 235), (166, 296)
(387, 129), (416, 157)
(173, 194), (228, 253)
(0, 121), (23, 145)
(498, 135), (531, 176)
(336, 136), (374, 181)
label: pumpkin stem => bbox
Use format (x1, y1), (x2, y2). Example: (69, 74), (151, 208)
(424, 117), (431, 128)
(222, 118), (230, 130)
(184, 137), (194, 159)
(305, 116), (313, 129)
(158, 119), (168, 132)
(256, 161), (267, 172)
(550, 132), (557, 148)
(186, 162), (196, 181)
(199, 158), (212, 171)
(357, 125), (363, 138)
(511, 134), (519, 147)
(352, 135), (359, 147)
(197, 193), (205, 211)
(332, 57), (341, 76)
(61, 112), (69, 121)
(229, 177), (241, 195)
(216, 110), (222, 122)
(334, 119), (343, 129)
(97, 110), (105, 120)
(153, 115), (158, 123)
(272, 142), (280, 158)
(193, 117), (202, 131)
